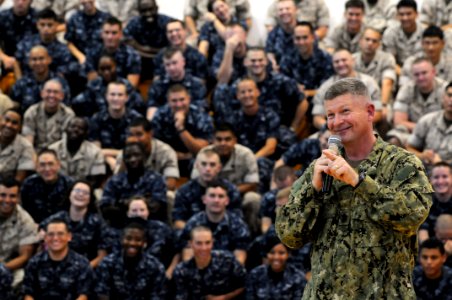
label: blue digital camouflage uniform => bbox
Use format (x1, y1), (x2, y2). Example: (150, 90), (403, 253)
(419, 193), (452, 237)
(15, 34), (76, 76)
(146, 73), (207, 109)
(64, 9), (110, 54)
(246, 263), (307, 300)
(281, 138), (322, 174)
(0, 264), (12, 300)
(413, 265), (452, 300)
(210, 48), (247, 83)
(214, 72), (304, 127)
(20, 173), (74, 223)
(100, 169), (167, 211)
(180, 211), (251, 252)
(39, 210), (112, 261)
(88, 108), (142, 150)
(10, 71), (71, 113)
(279, 46), (334, 91)
(85, 43), (141, 79)
(265, 25), (295, 64)
(151, 104), (214, 153)
(172, 178), (242, 222)
(0, 7), (38, 56)
(22, 250), (94, 299)
(154, 45), (209, 80)
(259, 189), (279, 223)
(95, 251), (166, 300)
(72, 76), (145, 117)
(173, 250), (247, 300)
(108, 219), (174, 267)
(276, 136), (433, 299)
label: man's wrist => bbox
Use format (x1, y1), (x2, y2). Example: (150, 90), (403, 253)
(177, 128), (186, 134)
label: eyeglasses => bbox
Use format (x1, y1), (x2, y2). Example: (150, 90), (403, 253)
(73, 188), (90, 196)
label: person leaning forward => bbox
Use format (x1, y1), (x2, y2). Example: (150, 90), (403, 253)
(276, 78), (433, 299)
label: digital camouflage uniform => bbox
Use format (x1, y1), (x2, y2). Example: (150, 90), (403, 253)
(265, 25), (295, 64)
(353, 50), (397, 86)
(279, 46), (334, 92)
(419, 193), (452, 237)
(64, 8), (110, 54)
(413, 265), (452, 300)
(88, 108), (142, 150)
(180, 211), (251, 252)
(10, 72), (71, 113)
(259, 189), (279, 223)
(95, 251), (166, 299)
(39, 210), (112, 261)
(276, 136), (433, 299)
(72, 76), (145, 117)
(324, 23), (364, 53)
(147, 72), (207, 109)
(154, 45), (208, 80)
(0, 264), (12, 300)
(246, 263), (307, 300)
(382, 22), (425, 65)
(21, 173), (74, 223)
(22, 250), (94, 299)
(0, 134), (36, 176)
(400, 52), (452, 86)
(281, 138), (322, 174)
(420, 0), (452, 27)
(172, 178), (242, 222)
(210, 48), (247, 83)
(173, 250), (246, 300)
(362, 0), (398, 31)
(0, 7), (38, 56)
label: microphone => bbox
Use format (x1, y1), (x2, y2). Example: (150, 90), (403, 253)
(321, 135), (342, 193)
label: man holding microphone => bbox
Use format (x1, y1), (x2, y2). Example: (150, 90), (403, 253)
(276, 78), (433, 299)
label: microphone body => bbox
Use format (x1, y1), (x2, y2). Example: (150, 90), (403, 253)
(321, 135), (342, 193)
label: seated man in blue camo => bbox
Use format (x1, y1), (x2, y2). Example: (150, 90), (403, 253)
(10, 46), (71, 113)
(123, 0), (174, 81)
(312, 49), (382, 130)
(22, 218), (94, 300)
(0, 0), (38, 74)
(21, 149), (74, 223)
(86, 16), (141, 87)
(260, 166), (297, 234)
(146, 47), (207, 120)
(88, 80), (142, 171)
(72, 54), (145, 117)
(64, 0), (110, 66)
(115, 117), (179, 191)
(153, 20), (208, 81)
(413, 238), (452, 300)
(15, 8), (76, 77)
(214, 47), (308, 134)
(151, 84), (214, 176)
(100, 142), (167, 223)
(0, 264), (12, 300)
(49, 117), (106, 188)
(265, 0), (297, 72)
(0, 177), (39, 289)
(178, 181), (250, 265)
(173, 226), (246, 299)
(418, 162), (452, 243)
(95, 217), (167, 300)
(172, 148), (241, 230)
(279, 21), (334, 100)
(213, 22), (248, 84)
(21, 78), (75, 151)
(0, 108), (35, 183)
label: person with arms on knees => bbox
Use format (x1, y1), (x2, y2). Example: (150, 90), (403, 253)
(276, 78), (433, 299)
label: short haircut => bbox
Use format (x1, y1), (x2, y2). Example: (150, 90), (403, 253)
(103, 16), (122, 29)
(98, 53), (117, 65)
(163, 46), (184, 60)
(68, 116), (88, 132)
(345, 0), (365, 11)
(129, 117), (152, 132)
(127, 195), (151, 210)
(420, 238), (445, 255)
(38, 148), (59, 160)
(215, 123), (237, 137)
(274, 165), (295, 182)
(43, 78), (63, 91)
(435, 214), (452, 230)
(107, 80), (128, 94)
(446, 82), (452, 92)
(198, 148), (221, 161)
(324, 78), (369, 101)
(411, 56), (433, 68)
(124, 141), (147, 155)
(0, 176), (20, 189)
(295, 21), (315, 35)
(430, 161), (452, 176)
(190, 225), (212, 240)
(362, 27), (382, 38)
(246, 46), (266, 55)
(3, 107), (22, 119)
(396, 0), (417, 12)
(422, 25), (444, 40)
(167, 19), (186, 30)
(46, 218), (70, 232)
(205, 179), (228, 194)
(167, 83), (189, 97)
(37, 8), (58, 21)
(123, 217), (148, 240)
(207, 0), (226, 13)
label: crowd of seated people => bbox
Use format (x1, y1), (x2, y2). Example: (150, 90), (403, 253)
(0, 0), (452, 298)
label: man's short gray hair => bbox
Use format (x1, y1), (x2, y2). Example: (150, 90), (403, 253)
(324, 78), (369, 101)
